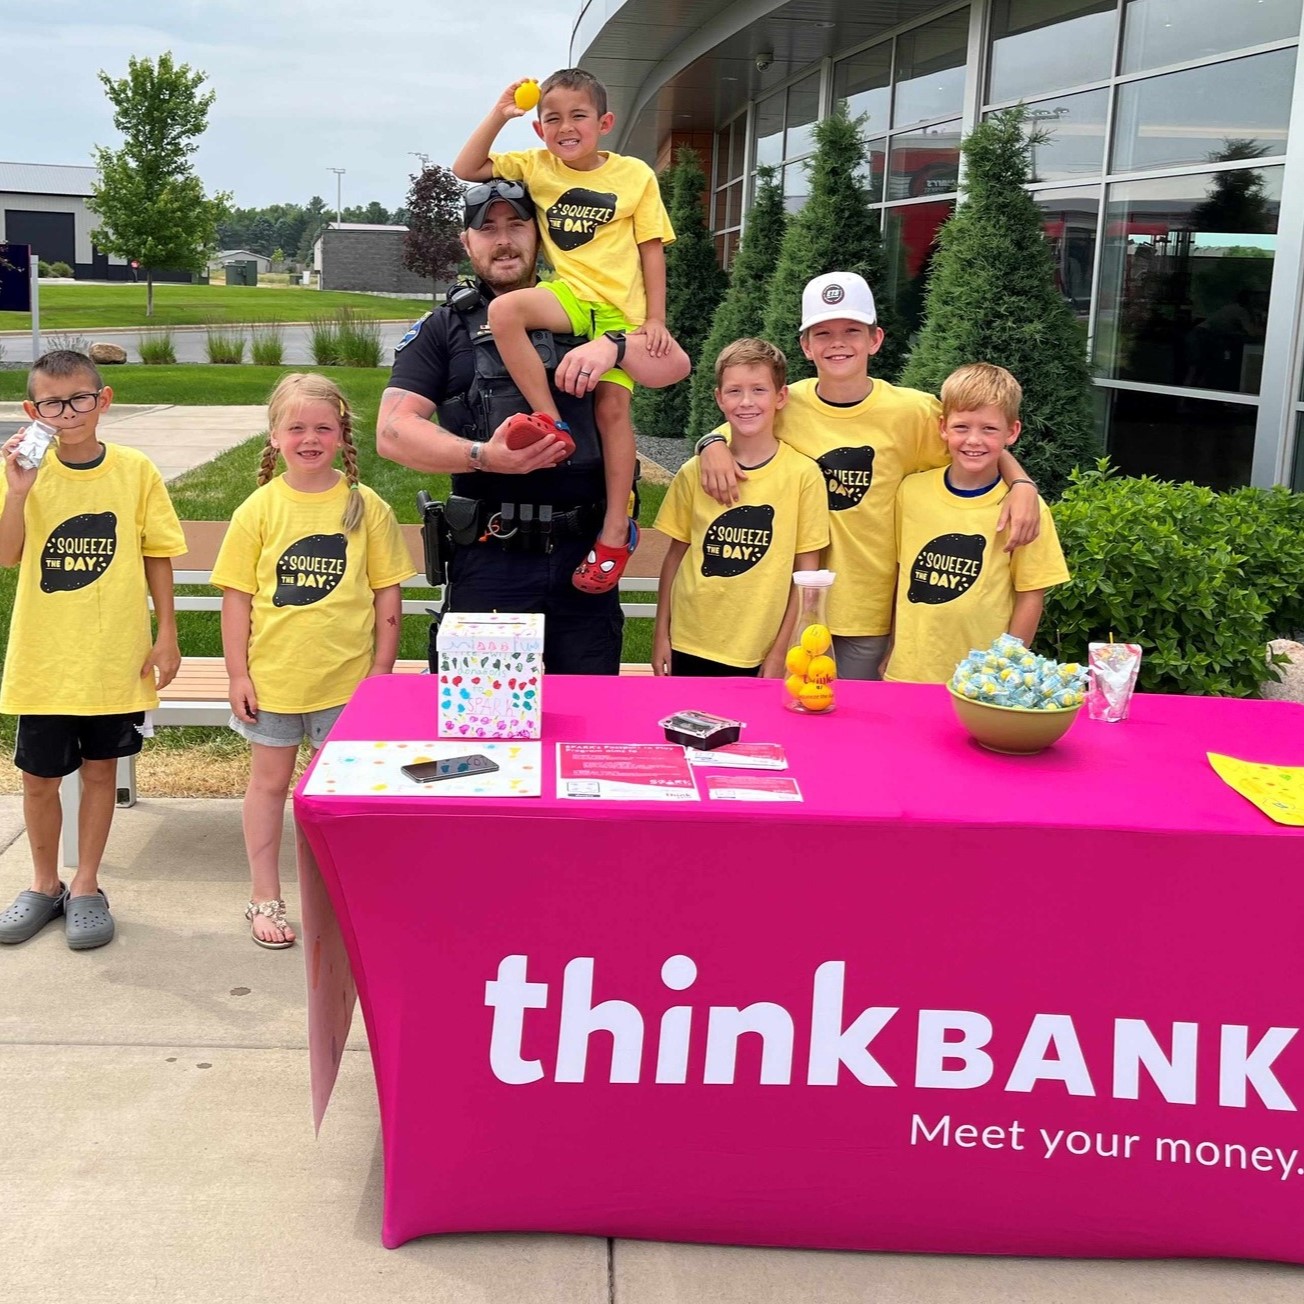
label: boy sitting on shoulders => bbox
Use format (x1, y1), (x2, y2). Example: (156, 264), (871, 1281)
(653, 339), (829, 677)
(885, 363), (1068, 684)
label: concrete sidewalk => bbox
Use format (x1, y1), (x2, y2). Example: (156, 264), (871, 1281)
(0, 796), (1299, 1303)
(0, 403), (266, 481)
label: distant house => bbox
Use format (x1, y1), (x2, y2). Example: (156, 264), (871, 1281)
(209, 249), (272, 275)
(0, 160), (191, 282)
(313, 223), (433, 294)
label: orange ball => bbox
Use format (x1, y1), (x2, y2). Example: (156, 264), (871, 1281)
(798, 682), (835, 713)
(785, 673), (807, 700)
(806, 654), (836, 684)
(785, 645), (811, 677)
(800, 623), (832, 656)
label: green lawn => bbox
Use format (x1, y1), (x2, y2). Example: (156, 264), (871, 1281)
(0, 361), (660, 746)
(0, 283), (431, 331)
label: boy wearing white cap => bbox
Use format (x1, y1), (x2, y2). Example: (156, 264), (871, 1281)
(695, 271), (1041, 679)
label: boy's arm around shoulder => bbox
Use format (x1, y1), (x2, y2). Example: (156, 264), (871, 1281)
(650, 465), (694, 676)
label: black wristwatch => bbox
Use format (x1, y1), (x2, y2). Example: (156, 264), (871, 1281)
(604, 330), (627, 366)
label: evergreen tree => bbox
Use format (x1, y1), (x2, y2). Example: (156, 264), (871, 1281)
(632, 148), (727, 440)
(899, 108), (1099, 499)
(762, 104), (902, 383)
(687, 165), (787, 438)
(89, 53), (230, 316)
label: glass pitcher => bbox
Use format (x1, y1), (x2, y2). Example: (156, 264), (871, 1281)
(783, 570), (837, 714)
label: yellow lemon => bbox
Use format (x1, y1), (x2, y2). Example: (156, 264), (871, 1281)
(806, 654), (836, 684)
(514, 79), (541, 110)
(785, 645), (811, 677)
(800, 623), (832, 656)
(798, 682), (834, 713)
(785, 673), (807, 700)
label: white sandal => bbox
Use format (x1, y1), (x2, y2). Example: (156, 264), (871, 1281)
(245, 899), (295, 950)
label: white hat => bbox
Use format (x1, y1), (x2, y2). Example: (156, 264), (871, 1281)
(800, 271), (878, 332)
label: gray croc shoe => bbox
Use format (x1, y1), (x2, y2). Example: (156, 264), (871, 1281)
(0, 884), (67, 944)
(65, 890), (115, 951)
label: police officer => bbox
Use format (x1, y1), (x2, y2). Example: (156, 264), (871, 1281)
(378, 179), (689, 674)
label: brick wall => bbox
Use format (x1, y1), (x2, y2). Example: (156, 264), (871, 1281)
(319, 229), (432, 294)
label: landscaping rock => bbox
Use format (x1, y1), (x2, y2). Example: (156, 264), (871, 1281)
(1263, 639), (1304, 704)
(89, 343), (128, 365)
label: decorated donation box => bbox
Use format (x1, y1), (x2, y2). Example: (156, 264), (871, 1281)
(436, 613), (544, 739)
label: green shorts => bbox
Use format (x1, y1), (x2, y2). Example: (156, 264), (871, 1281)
(540, 279), (634, 392)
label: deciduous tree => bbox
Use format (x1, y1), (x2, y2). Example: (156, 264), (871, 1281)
(402, 164), (464, 290)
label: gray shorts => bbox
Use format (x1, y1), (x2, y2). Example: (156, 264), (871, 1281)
(229, 704), (345, 749)
(832, 634), (890, 682)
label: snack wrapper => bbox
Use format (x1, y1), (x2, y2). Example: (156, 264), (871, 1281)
(14, 421), (56, 471)
(1087, 642), (1142, 721)
(950, 637), (1087, 710)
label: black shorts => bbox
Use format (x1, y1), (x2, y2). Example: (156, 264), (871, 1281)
(14, 712), (146, 779)
(670, 650), (761, 678)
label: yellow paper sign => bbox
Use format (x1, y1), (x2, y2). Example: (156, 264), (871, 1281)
(1208, 753), (1304, 827)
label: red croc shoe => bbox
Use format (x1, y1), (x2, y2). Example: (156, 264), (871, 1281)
(573, 520), (639, 594)
(504, 412), (575, 458)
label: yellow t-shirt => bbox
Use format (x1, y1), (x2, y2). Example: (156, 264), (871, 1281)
(0, 444), (186, 716)
(211, 477), (416, 713)
(886, 469), (1070, 685)
(655, 443), (829, 668)
(488, 149), (675, 326)
(718, 378), (950, 638)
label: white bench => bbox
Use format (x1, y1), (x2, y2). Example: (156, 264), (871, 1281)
(57, 521), (663, 865)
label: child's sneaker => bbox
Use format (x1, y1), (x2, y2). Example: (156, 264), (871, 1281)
(573, 519), (639, 594)
(503, 413), (575, 458)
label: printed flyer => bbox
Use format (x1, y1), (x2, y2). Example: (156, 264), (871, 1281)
(684, 743), (788, 770)
(706, 774), (803, 802)
(556, 743), (699, 801)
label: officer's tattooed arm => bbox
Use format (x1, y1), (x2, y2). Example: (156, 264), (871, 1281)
(377, 388), (566, 476)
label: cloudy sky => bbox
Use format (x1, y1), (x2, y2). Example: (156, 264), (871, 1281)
(7, 0), (579, 210)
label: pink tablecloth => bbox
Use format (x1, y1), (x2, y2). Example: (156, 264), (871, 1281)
(294, 675), (1304, 1257)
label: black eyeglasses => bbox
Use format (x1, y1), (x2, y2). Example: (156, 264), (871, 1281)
(32, 390), (103, 419)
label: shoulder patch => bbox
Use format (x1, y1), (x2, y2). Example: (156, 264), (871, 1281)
(394, 312), (432, 353)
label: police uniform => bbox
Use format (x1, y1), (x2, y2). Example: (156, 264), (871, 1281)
(387, 284), (623, 674)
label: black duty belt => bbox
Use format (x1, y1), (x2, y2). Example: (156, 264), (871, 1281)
(444, 495), (602, 554)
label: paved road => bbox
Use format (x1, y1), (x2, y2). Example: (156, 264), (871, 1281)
(0, 319), (419, 365)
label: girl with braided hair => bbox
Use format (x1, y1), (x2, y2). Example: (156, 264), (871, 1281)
(212, 373), (415, 947)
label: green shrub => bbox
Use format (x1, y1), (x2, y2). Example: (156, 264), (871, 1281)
(44, 332), (89, 355)
(334, 308), (383, 368)
(250, 322), (285, 367)
(49, 261), (74, 278)
(204, 327), (246, 364)
(310, 316), (342, 366)
(138, 330), (177, 365)
(37, 260), (53, 276)
(1042, 462), (1296, 697)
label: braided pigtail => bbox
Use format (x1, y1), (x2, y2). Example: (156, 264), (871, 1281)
(256, 438), (280, 486)
(340, 418), (364, 533)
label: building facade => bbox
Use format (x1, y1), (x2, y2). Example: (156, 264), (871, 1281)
(313, 224), (433, 295)
(572, 0), (1304, 491)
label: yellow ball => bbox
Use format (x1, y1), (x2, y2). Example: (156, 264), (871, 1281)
(785, 645), (811, 677)
(514, 80), (541, 111)
(798, 682), (835, 713)
(800, 623), (832, 656)
(806, 654), (836, 684)
(785, 673), (807, 700)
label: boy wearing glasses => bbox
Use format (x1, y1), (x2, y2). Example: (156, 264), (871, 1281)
(0, 350), (185, 950)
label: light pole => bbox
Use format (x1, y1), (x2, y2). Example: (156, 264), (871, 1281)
(328, 168), (345, 225)
(409, 151), (431, 172)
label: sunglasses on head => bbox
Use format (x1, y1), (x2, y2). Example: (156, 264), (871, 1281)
(463, 180), (533, 229)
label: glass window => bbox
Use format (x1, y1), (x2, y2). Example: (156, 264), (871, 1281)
(1122, 0), (1303, 74)
(786, 73), (821, 161)
(835, 43), (892, 136)
(1094, 167), (1281, 394)
(888, 120), (962, 201)
(1293, 413), (1304, 490)
(713, 126), (731, 191)
(726, 119), (743, 181)
(1112, 50), (1295, 173)
(754, 92), (784, 169)
(1034, 186), (1100, 322)
(988, 0), (1117, 104)
(1101, 387), (1256, 489)
(784, 161), (810, 214)
(894, 9), (969, 128)
(1011, 89), (1108, 183)
(862, 137), (888, 204)
(886, 200), (954, 341)
(713, 185), (730, 231)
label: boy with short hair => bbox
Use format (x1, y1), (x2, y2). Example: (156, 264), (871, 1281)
(453, 67), (677, 593)
(696, 272), (1043, 679)
(652, 339), (829, 677)
(0, 350), (185, 949)
(885, 363), (1069, 684)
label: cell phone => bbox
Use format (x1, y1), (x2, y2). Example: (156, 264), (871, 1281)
(401, 753), (500, 783)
